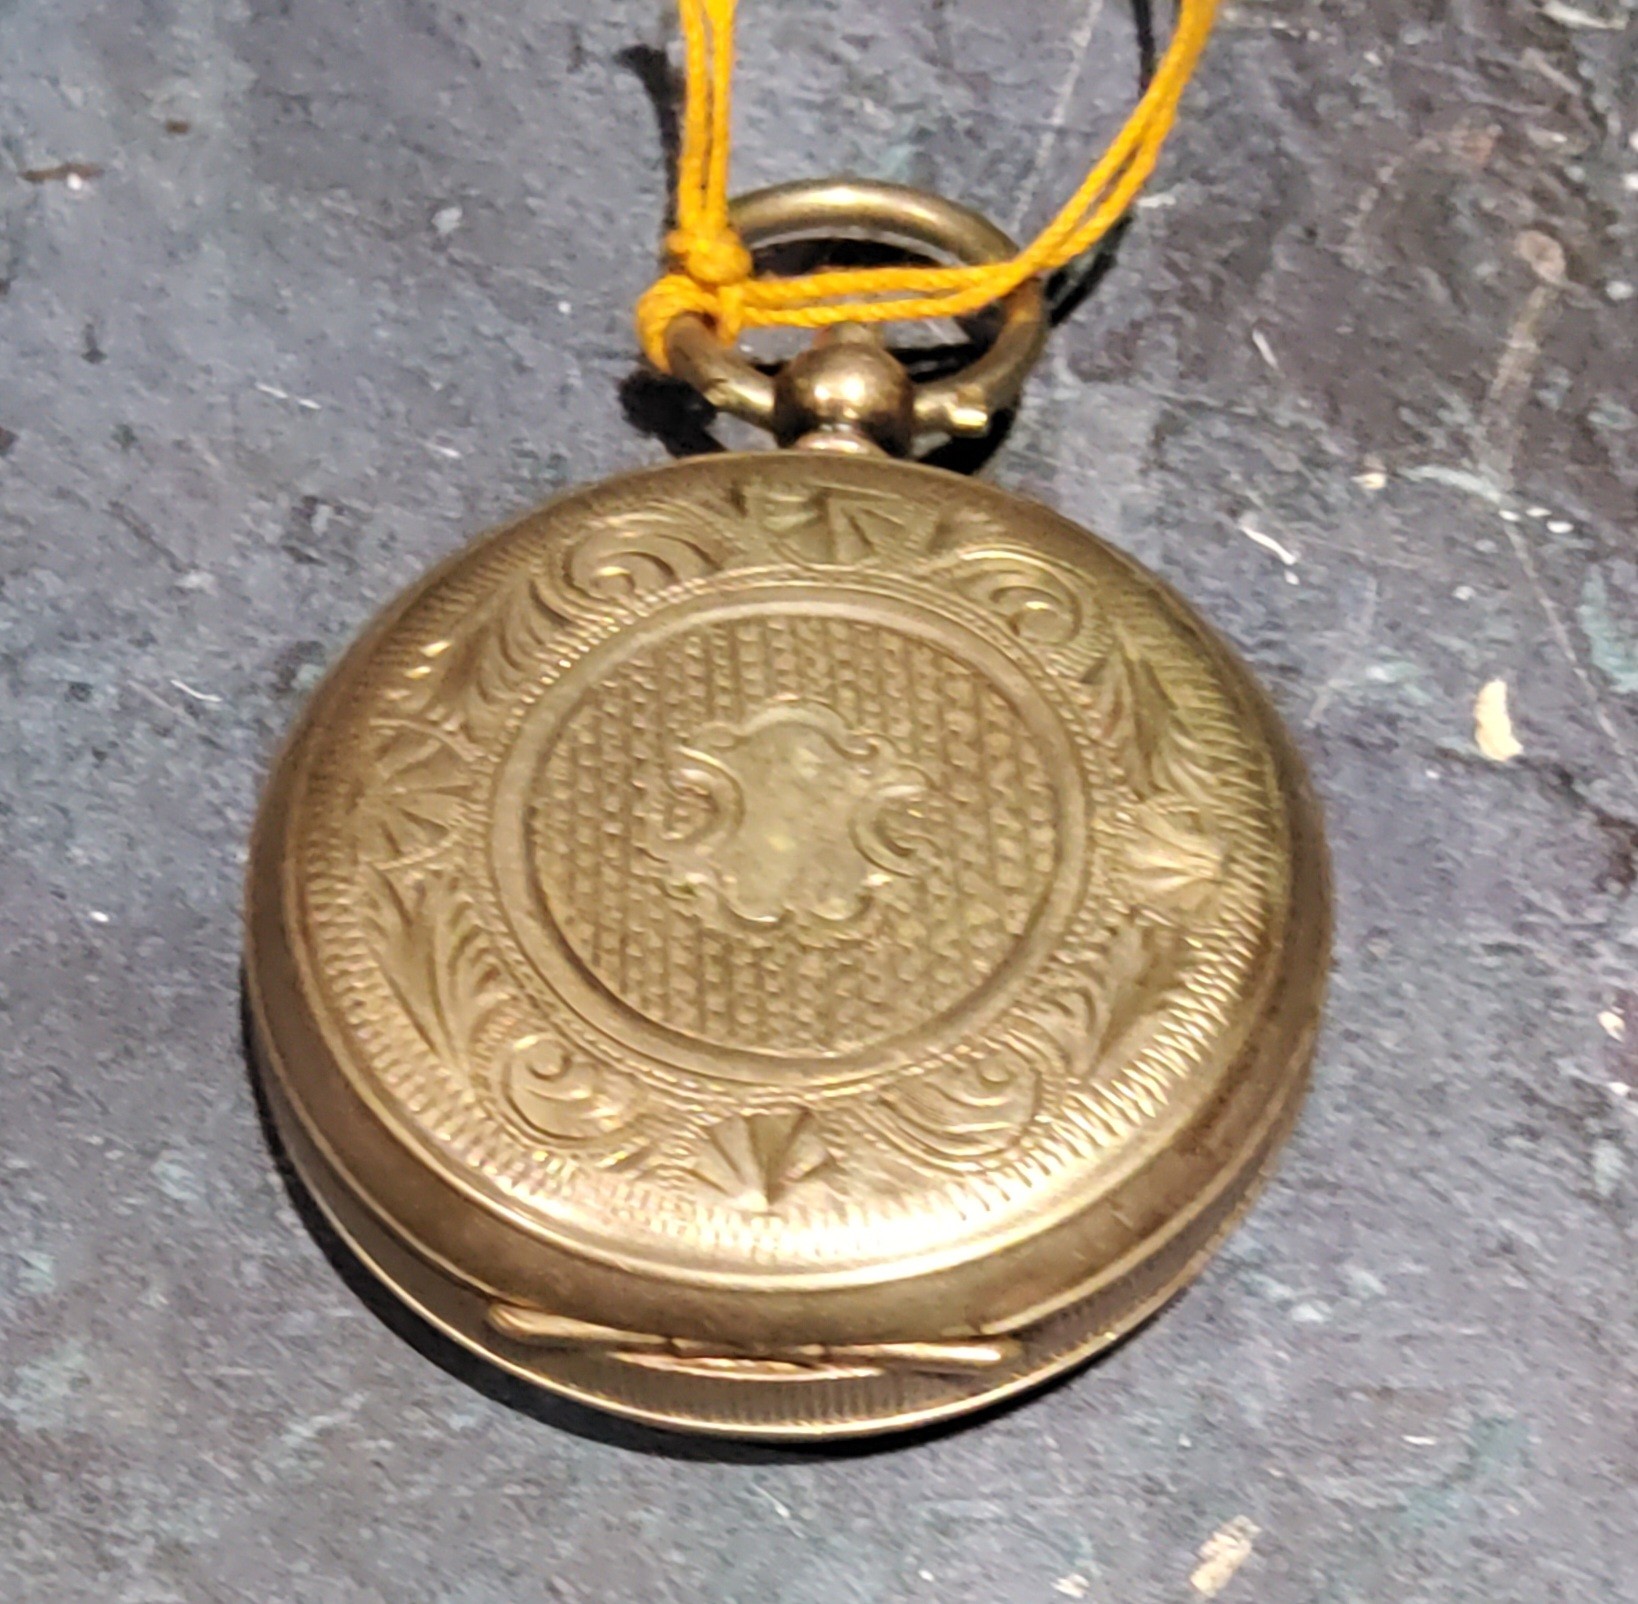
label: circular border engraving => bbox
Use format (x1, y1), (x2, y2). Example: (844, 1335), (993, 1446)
(491, 581), (1087, 1083)
(270, 454), (1306, 1296)
(250, 451), (1330, 1436)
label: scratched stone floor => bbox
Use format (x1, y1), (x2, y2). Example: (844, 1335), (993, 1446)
(3, 1), (1637, 1600)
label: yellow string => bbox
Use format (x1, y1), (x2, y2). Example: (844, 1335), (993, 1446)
(636, 0), (1220, 370)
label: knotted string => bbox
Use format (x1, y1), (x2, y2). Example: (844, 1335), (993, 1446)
(636, 0), (1220, 370)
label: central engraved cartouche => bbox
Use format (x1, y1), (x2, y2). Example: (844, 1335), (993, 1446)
(526, 608), (1063, 1059)
(648, 700), (932, 933)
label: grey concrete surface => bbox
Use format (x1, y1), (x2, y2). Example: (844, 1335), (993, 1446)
(2, 1), (1636, 1600)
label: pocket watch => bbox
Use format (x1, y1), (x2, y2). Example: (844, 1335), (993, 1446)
(246, 173), (1328, 1440)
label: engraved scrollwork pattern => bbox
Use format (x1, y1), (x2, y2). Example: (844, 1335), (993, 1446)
(342, 491), (752, 1151)
(352, 719), (476, 870)
(866, 1044), (1043, 1169)
(1080, 623), (1229, 920)
(391, 573), (566, 737)
(369, 868), (508, 1070)
(927, 548), (1102, 677)
(498, 1032), (643, 1145)
(550, 504), (728, 613)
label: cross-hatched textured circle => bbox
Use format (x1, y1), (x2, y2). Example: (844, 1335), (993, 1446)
(530, 610), (1060, 1058)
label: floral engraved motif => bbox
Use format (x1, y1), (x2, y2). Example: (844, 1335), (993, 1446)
(371, 869), (507, 1070)
(1037, 923), (1190, 1085)
(1081, 625), (1227, 915)
(356, 719), (475, 868)
(690, 1111), (832, 1210)
(499, 1032), (640, 1143)
(645, 701), (933, 936)
(1124, 799), (1225, 916)
(872, 1048), (1042, 1167)
(1083, 626), (1217, 806)
(395, 573), (567, 737)
(738, 479), (936, 565)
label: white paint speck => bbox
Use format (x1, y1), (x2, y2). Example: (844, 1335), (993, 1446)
(66, 171), (85, 193)
(1545, 0), (1629, 28)
(1516, 227), (1566, 285)
(425, 441), (463, 461)
(1498, 507), (1520, 521)
(1406, 463), (1507, 503)
(1403, 1434), (1438, 1446)
(1545, 518), (1573, 534)
(1599, 1010), (1626, 1042)
(432, 204), (463, 236)
(1237, 517), (1299, 566)
(1251, 328), (1280, 371)
(169, 677), (222, 705)
(88, 909), (110, 924)
(1624, 172), (1638, 193)
(18, 1250), (56, 1295)
(254, 381), (322, 412)
(1609, 1081), (1631, 1099)
(1053, 1576), (1090, 1599)
(1191, 1518), (1259, 1597)
(1607, 280), (1636, 304)
(1474, 679), (1523, 762)
(1454, 585), (1475, 600)
(557, 299), (573, 315)
(1353, 468), (1387, 491)
(1290, 1301), (1331, 1325)
(1526, 506), (1551, 519)
(749, 1483), (792, 1520)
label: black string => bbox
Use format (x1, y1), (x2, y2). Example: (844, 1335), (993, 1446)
(1045, 0), (1156, 325)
